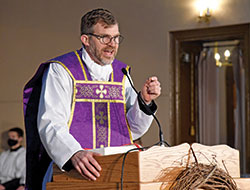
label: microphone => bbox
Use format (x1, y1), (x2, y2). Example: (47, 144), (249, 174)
(121, 68), (169, 147)
(121, 68), (139, 94)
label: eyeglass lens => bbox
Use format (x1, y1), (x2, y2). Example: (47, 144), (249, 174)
(102, 36), (123, 44)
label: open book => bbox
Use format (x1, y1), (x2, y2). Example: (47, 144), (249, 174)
(87, 144), (139, 156)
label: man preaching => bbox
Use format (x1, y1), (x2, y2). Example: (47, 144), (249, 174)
(23, 8), (161, 189)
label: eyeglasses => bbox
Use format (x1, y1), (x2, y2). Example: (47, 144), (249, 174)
(86, 33), (124, 45)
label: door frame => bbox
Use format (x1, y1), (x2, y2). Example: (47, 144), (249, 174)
(169, 23), (250, 174)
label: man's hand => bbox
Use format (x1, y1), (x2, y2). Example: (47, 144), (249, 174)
(71, 150), (102, 181)
(0, 184), (5, 190)
(141, 76), (161, 104)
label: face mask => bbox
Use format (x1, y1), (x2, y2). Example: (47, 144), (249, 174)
(7, 139), (18, 147)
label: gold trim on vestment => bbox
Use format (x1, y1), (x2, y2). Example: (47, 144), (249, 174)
(122, 66), (129, 84)
(122, 66), (133, 143)
(76, 80), (123, 85)
(75, 99), (125, 103)
(74, 51), (88, 80)
(51, 61), (76, 128)
(67, 80), (77, 128)
(111, 64), (114, 82)
(107, 102), (111, 147)
(92, 102), (96, 149)
(51, 61), (76, 81)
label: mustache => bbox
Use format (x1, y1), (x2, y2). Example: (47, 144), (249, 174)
(103, 47), (115, 51)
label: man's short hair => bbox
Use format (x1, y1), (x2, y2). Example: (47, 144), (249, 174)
(81, 8), (118, 35)
(8, 127), (24, 137)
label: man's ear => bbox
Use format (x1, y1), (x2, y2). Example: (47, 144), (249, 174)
(81, 35), (90, 47)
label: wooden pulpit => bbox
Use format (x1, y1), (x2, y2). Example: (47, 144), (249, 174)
(46, 143), (250, 190)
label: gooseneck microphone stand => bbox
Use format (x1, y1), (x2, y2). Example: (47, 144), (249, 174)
(121, 68), (170, 147)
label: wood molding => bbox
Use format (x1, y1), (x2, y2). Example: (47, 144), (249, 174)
(169, 23), (250, 174)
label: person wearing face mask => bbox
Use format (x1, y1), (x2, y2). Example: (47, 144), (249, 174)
(0, 128), (26, 190)
(23, 8), (161, 189)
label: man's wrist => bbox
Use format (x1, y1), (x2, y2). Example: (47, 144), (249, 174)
(137, 92), (157, 115)
(140, 92), (151, 105)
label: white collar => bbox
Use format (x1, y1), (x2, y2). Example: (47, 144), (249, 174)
(81, 47), (113, 81)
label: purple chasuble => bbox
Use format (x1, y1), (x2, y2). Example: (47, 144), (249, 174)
(52, 49), (133, 148)
(23, 49), (132, 189)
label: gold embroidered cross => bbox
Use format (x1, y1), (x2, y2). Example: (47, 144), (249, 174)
(96, 85), (107, 98)
(96, 111), (107, 125)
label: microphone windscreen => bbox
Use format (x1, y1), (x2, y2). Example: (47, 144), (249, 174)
(121, 68), (127, 75)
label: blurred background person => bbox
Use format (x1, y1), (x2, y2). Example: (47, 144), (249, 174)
(0, 127), (25, 190)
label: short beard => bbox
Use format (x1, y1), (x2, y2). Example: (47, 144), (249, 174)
(100, 57), (115, 65)
(89, 46), (116, 66)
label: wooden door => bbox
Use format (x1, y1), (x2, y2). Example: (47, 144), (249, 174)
(169, 23), (250, 175)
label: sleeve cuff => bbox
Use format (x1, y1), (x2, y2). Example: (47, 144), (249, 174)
(137, 92), (157, 115)
(62, 159), (74, 172)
